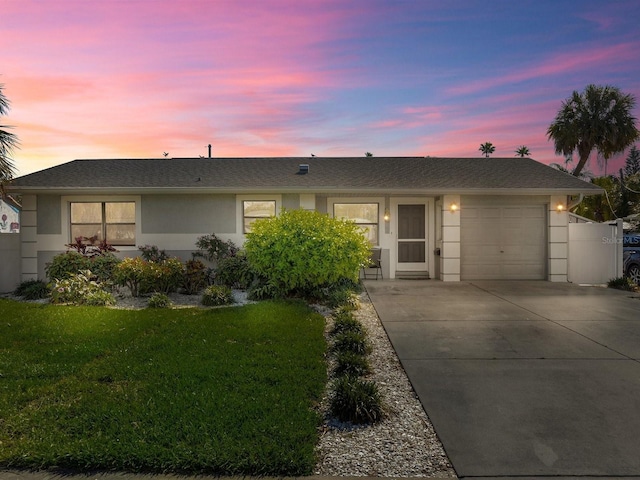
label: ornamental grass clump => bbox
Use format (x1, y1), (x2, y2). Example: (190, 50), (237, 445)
(332, 330), (370, 355)
(147, 292), (172, 308)
(13, 279), (49, 300)
(330, 375), (384, 424)
(334, 351), (371, 377)
(331, 312), (364, 336)
(202, 284), (234, 306)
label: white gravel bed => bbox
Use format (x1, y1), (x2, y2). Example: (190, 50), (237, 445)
(314, 291), (455, 477)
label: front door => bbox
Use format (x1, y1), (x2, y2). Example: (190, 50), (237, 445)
(396, 203), (428, 272)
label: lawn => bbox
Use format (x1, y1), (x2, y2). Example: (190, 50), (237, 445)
(0, 299), (327, 476)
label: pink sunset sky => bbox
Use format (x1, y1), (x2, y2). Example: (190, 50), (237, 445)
(2, 0), (640, 177)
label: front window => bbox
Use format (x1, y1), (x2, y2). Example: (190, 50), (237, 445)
(334, 203), (379, 245)
(70, 202), (135, 246)
(243, 200), (276, 233)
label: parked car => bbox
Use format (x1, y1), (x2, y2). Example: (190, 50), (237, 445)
(624, 234), (640, 284)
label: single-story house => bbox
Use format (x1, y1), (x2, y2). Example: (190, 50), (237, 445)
(9, 156), (602, 283)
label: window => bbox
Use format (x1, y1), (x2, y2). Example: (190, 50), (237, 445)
(334, 203), (379, 244)
(243, 200), (276, 233)
(70, 202), (135, 246)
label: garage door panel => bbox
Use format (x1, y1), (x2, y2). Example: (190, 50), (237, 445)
(461, 204), (547, 280)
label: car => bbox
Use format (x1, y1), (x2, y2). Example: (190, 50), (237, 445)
(624, 234), (640, 284)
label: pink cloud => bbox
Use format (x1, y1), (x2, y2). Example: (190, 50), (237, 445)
(447, 42), (640, 96)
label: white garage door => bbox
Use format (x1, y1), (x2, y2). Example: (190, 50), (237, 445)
(461, 204), (547, 280)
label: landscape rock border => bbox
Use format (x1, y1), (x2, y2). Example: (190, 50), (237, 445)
(313, 291), (455, 477)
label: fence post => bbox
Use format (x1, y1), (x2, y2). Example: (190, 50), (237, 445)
(615, 218), (624, 278)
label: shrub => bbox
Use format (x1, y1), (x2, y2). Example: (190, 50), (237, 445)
(182, 259), (207, 295)
(334, 351), (371, 377)
(202, 285), (234, 306)
(113, 257), (184, 296)
(113, 257), (152, 297)
(244, 209), (371, 297)
(46, 251), (91, 281)
(89, 253), (121, 283)
(216, 253), (254, 289)
(139, 244), (169, 263)
(14, 279), (50, 300)
(66, 236), (117, 258)
(194, 233), (239, 263)
(148, 292), (172, 308)
(49, 270), (116, 306)
(608, 276), (637, 291)
(247, 278), (283, 301)
(332, 330), (370, 355)
(151, 257), (184, 294)
(324, 284), (360, 310)
(330, 375), (384, 424)
(331, 314), (364, 336)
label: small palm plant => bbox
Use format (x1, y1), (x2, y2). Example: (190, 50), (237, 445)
(479, 142), (495, 157)
(515, 145), (531, 157)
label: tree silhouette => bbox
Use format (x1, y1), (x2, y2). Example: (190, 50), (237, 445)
(479, 142), (495, 158)
(624, 145), (640, 176)
(515, 146), (530, 157)
(0, 83), (18, 189)
(547, 84), (639, 177)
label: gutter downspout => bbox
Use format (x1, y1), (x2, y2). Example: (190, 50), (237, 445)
(568, 193), (584, 210)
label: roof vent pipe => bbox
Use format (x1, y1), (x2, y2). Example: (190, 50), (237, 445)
(298, 164), (309, 175)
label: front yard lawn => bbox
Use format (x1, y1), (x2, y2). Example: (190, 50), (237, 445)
(0, 299), (326, 476)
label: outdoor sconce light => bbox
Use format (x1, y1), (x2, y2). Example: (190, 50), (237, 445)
(383, 209), (390, 222)
(556, 203), (565, 212)
(449, 203), (459, 213)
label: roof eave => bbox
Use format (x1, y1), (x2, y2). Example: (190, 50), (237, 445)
(7, 186), (604, 196)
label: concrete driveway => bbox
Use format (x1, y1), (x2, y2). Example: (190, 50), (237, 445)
(365, 280), (640, 478)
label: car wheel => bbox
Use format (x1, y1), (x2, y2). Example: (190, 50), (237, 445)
(628, 264), (640, 285)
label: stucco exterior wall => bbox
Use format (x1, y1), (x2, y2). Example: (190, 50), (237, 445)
(0, 231), (21, 292)
(37, 195), (61, 234)
(141, 194), (236, 234)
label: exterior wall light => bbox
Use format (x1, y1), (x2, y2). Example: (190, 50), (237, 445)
(556, 203), (565, 212)
(449, 203), (459, 213)
(383, 209), (390, 222)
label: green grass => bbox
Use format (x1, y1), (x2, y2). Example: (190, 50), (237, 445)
(0, 299), (327, 476)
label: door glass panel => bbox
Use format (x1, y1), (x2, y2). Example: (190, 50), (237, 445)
(398, 241), (426, 263)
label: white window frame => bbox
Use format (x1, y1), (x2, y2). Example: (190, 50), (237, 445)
(237, 195), (281, 236)
(62, 195), (140, 250)
(328, 197), (384, 246)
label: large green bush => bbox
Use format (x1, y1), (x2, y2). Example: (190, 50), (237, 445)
(46, 251), (91, 281)
(46, 251), (120, 284)
(244, 209), (371, 296)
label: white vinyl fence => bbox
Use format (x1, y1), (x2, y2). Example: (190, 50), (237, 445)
(568, 218), (623, 284)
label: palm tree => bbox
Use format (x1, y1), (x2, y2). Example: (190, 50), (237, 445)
(0, 83), (18, 189)
(547, 84), (639, 177)
(624, 145), (640, 176)
(479, 142), (495, 158)
(515, 146), (530, 157)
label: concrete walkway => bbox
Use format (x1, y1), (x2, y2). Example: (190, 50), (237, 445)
(365, 280), (640, 479)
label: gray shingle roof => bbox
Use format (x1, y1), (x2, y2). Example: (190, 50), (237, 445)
(11, 157), (602, 195)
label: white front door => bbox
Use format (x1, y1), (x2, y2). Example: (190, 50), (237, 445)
(395, 201), (429, 273)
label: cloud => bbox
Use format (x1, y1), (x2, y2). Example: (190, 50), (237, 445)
(446, 42), (640, 97)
